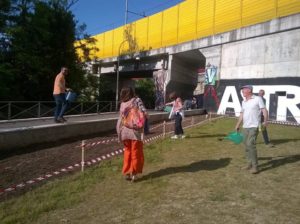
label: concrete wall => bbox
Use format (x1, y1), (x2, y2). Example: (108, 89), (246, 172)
(0, 110), (205, 152)
(221, 29), (300, 79)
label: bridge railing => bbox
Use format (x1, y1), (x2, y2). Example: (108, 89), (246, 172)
(0, 101), (115, 120)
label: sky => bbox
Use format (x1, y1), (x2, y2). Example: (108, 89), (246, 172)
(71, 0), (184, 36)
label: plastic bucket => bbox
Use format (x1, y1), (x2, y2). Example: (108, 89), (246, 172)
(164, 106), (172, 113)
(224, 131), (244, 144)
(65, 91), (77, 102)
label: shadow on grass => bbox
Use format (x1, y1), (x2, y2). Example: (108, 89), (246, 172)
(139, 158), (231, 182)
(188, 134), (227, 139)
(269, 138), (300, 145)
(258, 154), (300, 172)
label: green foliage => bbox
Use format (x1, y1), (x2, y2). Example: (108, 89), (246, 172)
(135, 78), (155, 108)
(0, 0), (97, 101)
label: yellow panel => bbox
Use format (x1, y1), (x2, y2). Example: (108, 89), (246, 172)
(242, 0), (276, 27)
(135, 17), (149, 51)
(86, 0), (300, 60)
(178, 0), (197, 43)
(102, 31), (114, 58)
(278, 0), (300, 17)
(92, 33), (104, 58)
(162, 6), (179, 46)
(197, 0), (214, 38)
(148, 12), (163, 50)
(215, 0), (241, 34)
(112, 26), (125, 56)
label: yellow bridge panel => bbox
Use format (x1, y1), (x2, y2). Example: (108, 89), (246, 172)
(242, 0), (276, 27)
(93, 33), (104, 58)
(78, 0), (300, 60)
(162, 6), (179, 47)
(215, 0), (241, 34)
(278, 0), (300, 17)
(197, 0), (214, 38)
(112, 26), (125, 56)
(102, 31), (114, 58)
(178, 0), (197, 43)
(148, 12), (163, 50)
(135, 17), (149, 51)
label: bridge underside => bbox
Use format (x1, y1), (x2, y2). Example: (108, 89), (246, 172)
(98, 49), (206, 106)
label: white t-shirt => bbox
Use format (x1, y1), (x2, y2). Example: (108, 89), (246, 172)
(241, 95), (265, 128)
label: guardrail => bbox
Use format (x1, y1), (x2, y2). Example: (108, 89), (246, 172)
(0, 101), (116, 120)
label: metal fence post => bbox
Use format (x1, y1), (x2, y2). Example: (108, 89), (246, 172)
(8, 102), (11, 120)
(38, 102), (41, 118)
(80, 102), (83, 114)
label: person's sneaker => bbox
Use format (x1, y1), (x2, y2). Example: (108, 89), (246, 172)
(57, 117), (66, 123)
(131, 175), (138, 182)
(250, 166), (259, 174)
(54, 119), (61, 123)
(125, 174), (131, 181)
(171, 135), (178, 139)
(181, 135), (186, 139)
(61, 117), (67, 122)
(266, 143), (275, 148)
(241, 164), (252, 170)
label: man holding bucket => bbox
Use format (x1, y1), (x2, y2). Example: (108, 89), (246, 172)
(53, 67), (71, 123)
(235, 85), (268, 174)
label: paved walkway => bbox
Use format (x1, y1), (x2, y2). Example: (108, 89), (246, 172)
(0, 110), (159, 132)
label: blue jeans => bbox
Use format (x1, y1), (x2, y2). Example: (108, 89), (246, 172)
(174, 113), (184, 135)
(53, 93), (68, 120)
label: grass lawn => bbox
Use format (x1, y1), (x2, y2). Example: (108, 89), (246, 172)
(1, 118), (299, 224)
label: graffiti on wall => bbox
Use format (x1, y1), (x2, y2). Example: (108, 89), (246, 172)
(203, 63), (220, 112)
(153, 69), (167, 110)
(217, 84), (300, 123)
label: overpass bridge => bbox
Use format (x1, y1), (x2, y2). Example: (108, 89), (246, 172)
(81, 0), (300, 123)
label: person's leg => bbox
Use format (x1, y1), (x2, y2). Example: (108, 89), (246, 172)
(247, 128), (259, 173)
(261, 127), (270, 145)
(131, 140), (144, 175)
(122, 140), (132, 175)
(174, 113), (183, 135)
(53, 94), (62, 122)
(243, 128), (252, 168)
(144, 118), (150, 134)
(58, 93), (68, 120)
(178, 114), (184, 135)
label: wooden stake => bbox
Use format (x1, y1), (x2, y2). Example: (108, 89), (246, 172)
(81, 140), (85, 172)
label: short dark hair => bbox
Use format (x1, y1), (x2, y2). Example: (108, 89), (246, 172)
(120, 87), (135, 102)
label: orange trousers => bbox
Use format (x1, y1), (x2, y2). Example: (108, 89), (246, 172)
(122, 140), (144, 175)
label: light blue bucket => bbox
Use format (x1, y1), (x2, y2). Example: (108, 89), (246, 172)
(65, 91), (77, 102)
(224, 131), (244, 144)
(164, 106), (172, 113)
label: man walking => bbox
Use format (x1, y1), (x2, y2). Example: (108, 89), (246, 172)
(53, 67), (70, 123)
(235, 85), (268, 174)
(258, 89), (274, 147)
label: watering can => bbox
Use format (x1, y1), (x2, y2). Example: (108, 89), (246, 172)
(164, 106), (172, 113)
(224, 131), (244, 144)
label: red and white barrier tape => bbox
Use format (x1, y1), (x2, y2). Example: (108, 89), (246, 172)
(0, 134), (165, 196)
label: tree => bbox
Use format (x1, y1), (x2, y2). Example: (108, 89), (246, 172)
(0, 0), (98, 101)
(135, 78), (155, 109)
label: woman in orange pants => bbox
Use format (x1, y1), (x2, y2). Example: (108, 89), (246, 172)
(117, 87), (146, 182)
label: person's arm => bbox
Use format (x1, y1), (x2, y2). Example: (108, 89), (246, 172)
(235, 112), (243, 131)
(165, 101), (173, 106)
(261, 108), (268, 127)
